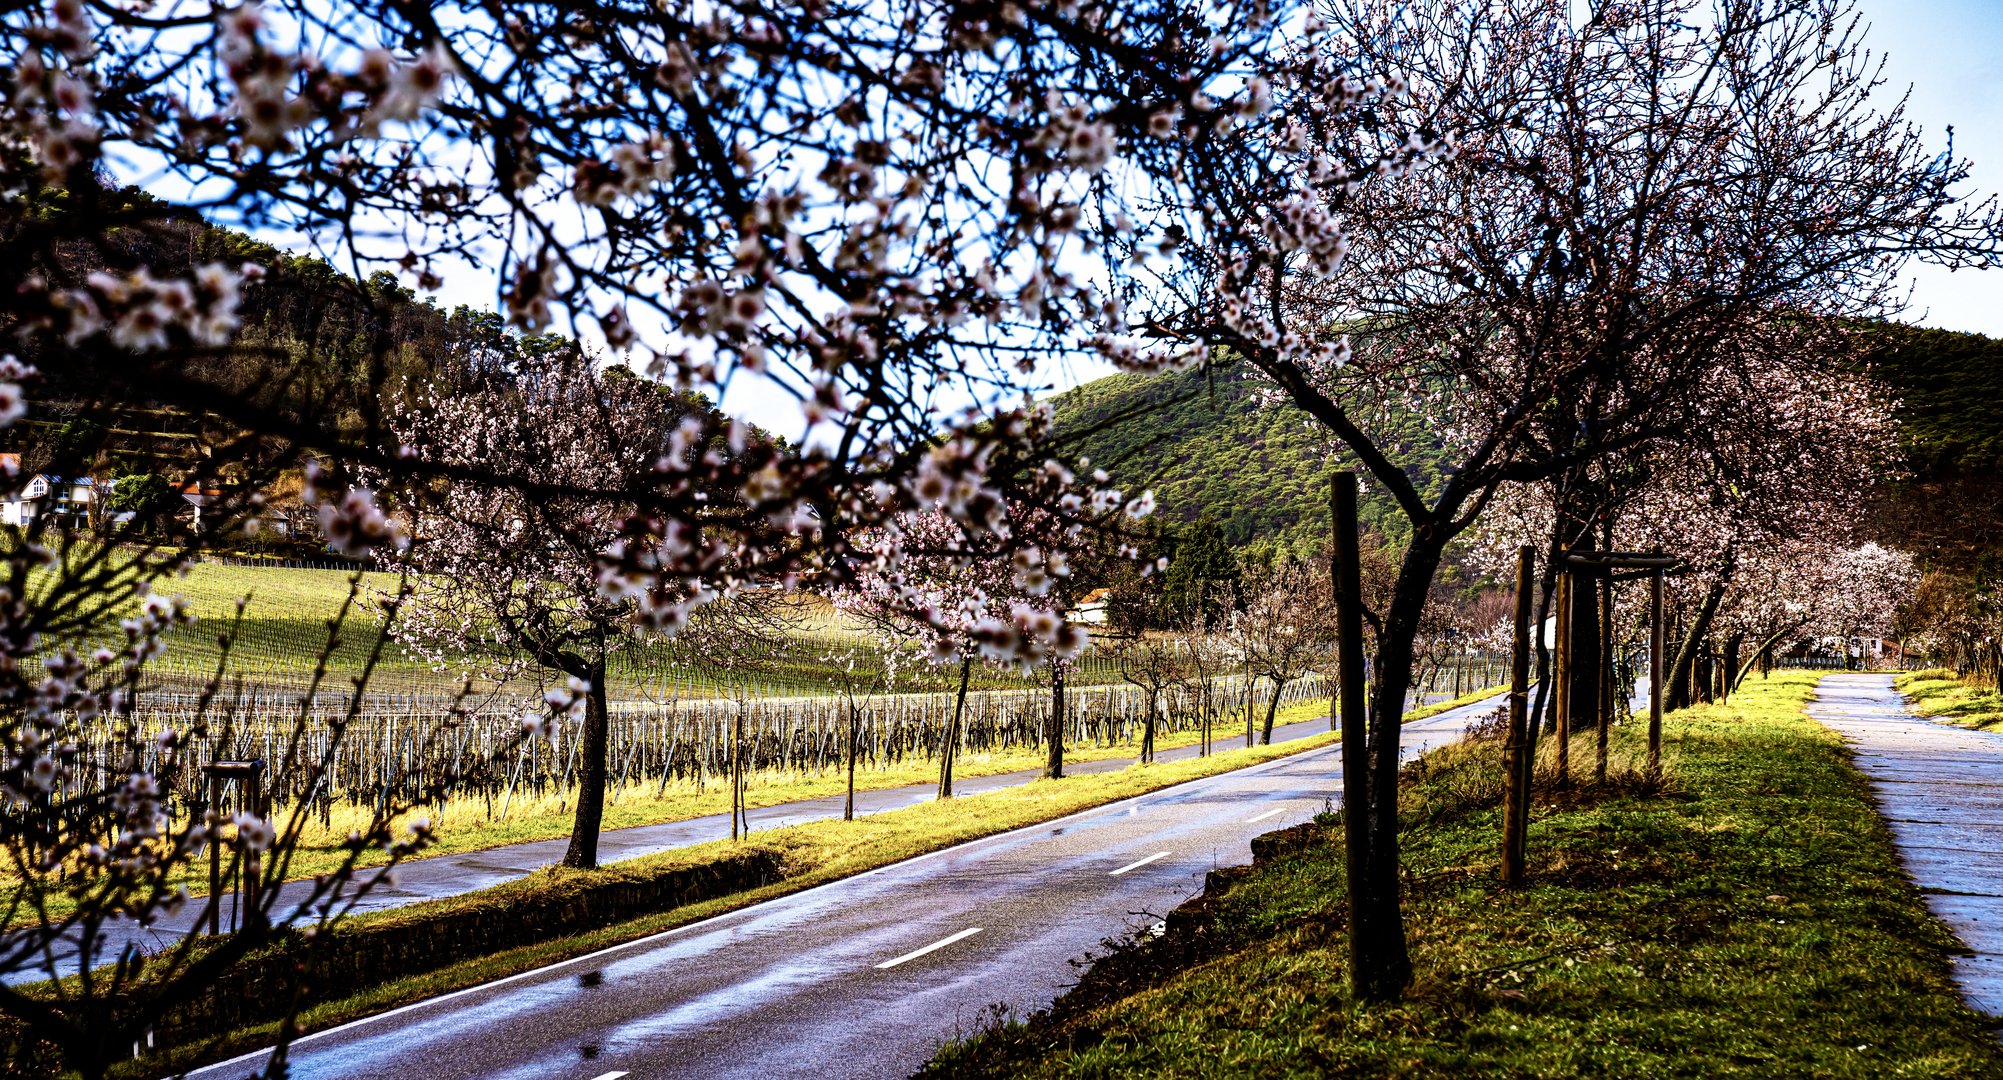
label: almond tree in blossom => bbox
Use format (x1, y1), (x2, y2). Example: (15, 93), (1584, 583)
(380, 350), (797, 868)
(834, 508), (1085, 799)
(1225, 557), (1337, 744)
(1812, 542), (1919, 669)
(1, 0), (1408, 1068)
(1111, 632), (1192, 765)
(1477, 344), (1899, 708)
(1112, 0), (2000, 997)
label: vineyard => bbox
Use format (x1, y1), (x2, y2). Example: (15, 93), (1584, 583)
(49, 561), (1511, 819)
(83, 673), (1343, 822)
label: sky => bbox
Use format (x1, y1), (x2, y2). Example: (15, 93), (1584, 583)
(1858, 0), (2003, 337)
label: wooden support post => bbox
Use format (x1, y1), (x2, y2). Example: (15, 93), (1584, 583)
(243, 765), (263, 926)
(1596, 571), (1612, 786)
(1331, 473), (1371, 983)
(1501, 545), (1534, 887)
(1649, 569), (1665, 782)
(1554, 569), (1572, 788)
(203, 759), (264, 934)
(203, 784), (220, 935)
(730, 710), (743, 840)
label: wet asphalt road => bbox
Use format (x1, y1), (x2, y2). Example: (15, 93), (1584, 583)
(190, 698), (1499, 1080)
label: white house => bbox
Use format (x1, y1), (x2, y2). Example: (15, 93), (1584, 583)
(3, 474), (104, 529)
(1070, 587), (1112, 625)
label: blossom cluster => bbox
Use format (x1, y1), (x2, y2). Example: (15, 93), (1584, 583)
(303, 462), (407, 558)
(66, 263), (248, 350)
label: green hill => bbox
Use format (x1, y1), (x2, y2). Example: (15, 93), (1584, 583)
(1047, 361), (1449, 557)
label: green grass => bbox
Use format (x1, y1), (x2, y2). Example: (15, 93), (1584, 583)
(1898, 669), (2003, 730)
(125, 729), (1342, 1079)
(46, 557), (1141, 696)
(924, 671), (2003, 1079)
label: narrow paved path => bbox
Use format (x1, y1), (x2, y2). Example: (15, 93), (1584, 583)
(1806, 673), (2003, 1015)
(11, 712), (1366, 986)
(191, 694), (1510, 1080)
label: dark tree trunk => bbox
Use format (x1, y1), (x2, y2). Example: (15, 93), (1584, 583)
(1567, 561), (1602, 735)
(1529, 516), (1565, 734)
(1044, 661), (1065, 779)
(1501, 545), (1535, 886)
(1348, 531), (1443, 1000)
(1668, 568), (1731, 710)
(1721, 632), (1745, 704)
(844, 705), (861, 820)
(1139, 698), (1157, 764)
(1730, 625), (1810, 693)
(561, 663), (610, 869)
(1596, 567), (1613, 785)
(1261, 679), (1283, 745)
(940, 655), (972, 798)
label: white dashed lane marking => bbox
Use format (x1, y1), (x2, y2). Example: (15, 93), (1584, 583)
(1110, 851), (1171, 876)
(875, 927), (984, 970)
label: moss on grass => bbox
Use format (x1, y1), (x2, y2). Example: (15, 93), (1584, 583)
(1898, 669), (2003, 730)
(924, 671), (2003, 1079)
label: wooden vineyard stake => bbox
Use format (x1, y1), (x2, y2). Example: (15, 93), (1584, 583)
(1501, 545), (1535, 887)
(1331, 473), (1372, 983)
(1650, 569), (1666, 783)
(1554, 567), (1572, 788)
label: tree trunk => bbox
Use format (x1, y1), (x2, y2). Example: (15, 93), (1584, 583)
(1249, 660), (1262, 744)
(1595, 569), (1612, 786)
(1530, 523), (1563, 733)
(1501, 545), (1534, 886)
(941, 655), (972, 798)
(1667, 570), (1730, 710)
(1567, 561), (1602, 737)
(561, 663), (610, 869)
(1721, 631), (1745, 704)
(1348, 530), (1442, 1000)
(730, 708), (743, 841)
(1329, 468), (1442, 1001)
(1044, 661), (1065, 779)
(1139, 698), (1157, 764)
(844, 705), (860, 821)
(1261, 679), (1283, 745)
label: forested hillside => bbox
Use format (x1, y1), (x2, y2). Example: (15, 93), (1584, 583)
(1871, 326), (2003, 573)
(1047, 360), (1452, 557)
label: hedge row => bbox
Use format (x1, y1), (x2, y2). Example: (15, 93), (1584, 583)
(6, 846), (785, 1075)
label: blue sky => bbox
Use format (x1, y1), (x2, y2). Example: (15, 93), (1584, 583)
(1864, 0), (2003, 337)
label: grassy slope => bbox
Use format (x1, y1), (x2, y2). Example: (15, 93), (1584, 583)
(927, 671), (2003, 1079)
(1898, 669), (2003, 730)
(54, 559), (1129, 695)
(130, 728), (1343, 1078)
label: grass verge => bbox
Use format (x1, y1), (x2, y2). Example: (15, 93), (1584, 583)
(1897, 668), (2003, 730)
(112, 728), (1341, 1078)
(923, 670), (2003, 1079)
(1404, 683), (1509, 723)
